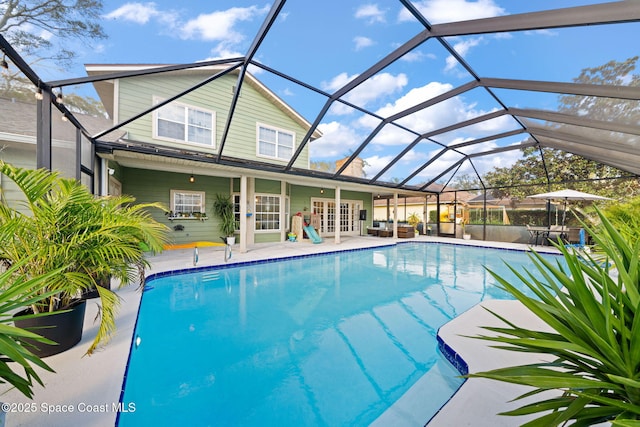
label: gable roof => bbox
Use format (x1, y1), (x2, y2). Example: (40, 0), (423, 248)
(84, 64), (322, 141)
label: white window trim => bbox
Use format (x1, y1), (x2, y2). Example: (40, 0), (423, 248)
(232, 193), (241, 232)
(152, 96), (216, 148)
(256, 123), (295, 162)
(310, 197), (364, 235)
(170, 190), (206, 214)
(254, 193), (281, 233)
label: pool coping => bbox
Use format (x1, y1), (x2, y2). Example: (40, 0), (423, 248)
(427, 299), (559, 426)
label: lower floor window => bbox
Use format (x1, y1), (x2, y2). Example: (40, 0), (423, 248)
(171, 190), (205, 215)
(233, 194), (241, 231)
(255, 195), (280, 231)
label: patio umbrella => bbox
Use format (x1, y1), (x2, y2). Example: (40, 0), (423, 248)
(527, 189), (611, 227)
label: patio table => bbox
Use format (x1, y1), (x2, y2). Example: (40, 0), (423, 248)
(528, 226), (550, 246)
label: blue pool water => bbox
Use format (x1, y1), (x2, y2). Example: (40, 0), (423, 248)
(118, 243), (562, 426)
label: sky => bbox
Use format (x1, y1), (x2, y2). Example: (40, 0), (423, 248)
(24, 0), (640, 185)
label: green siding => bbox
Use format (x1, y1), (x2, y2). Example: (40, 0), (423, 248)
(0, 145), (36, 213)
(255, 178), (281, 194)
(122, 168), (233, 245)
(254, 233), (281, 244)
(117, 72), (309, 168)
(120, 168), (372, 246)
(289, 185), (373, 228)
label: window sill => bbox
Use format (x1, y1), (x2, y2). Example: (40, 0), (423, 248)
(167, 216), (208, 221)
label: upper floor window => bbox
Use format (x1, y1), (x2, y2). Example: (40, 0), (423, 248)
(154, 98), (215, 147)
(257, 124), (294, 161)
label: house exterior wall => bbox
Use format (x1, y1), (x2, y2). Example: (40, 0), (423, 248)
(122, 167), (231, 245)
(109, 70), (338, 245)
(290, 185), (373, 235)
(0, 78), (370, 248)
(116, 73), (310, 169)
(120, 167), (373, 245)
(0, 142), (35, 212)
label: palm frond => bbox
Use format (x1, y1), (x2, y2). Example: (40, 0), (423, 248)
(0, 163), (169, 356)
(467, 207), (640, 425)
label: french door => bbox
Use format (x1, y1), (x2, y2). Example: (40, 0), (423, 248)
(311, 198), (363, 236)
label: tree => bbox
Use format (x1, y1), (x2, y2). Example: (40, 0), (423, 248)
(483, 57), (640, 201)
(451, 173), (482, 193)
(0, 0), (107, 113)
(1, 0), (106, 67)
(55, 92), (106, 117)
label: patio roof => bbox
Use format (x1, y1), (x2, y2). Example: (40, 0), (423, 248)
(1, 1), (638, 196)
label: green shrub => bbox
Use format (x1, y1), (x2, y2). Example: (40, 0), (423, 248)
(603, 195), (640, 245)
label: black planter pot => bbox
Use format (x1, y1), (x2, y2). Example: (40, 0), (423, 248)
(13, 300), (86, 358)
(81, 275), (111, 300)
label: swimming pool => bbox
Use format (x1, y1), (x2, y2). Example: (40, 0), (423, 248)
(118, 242), (561, 426)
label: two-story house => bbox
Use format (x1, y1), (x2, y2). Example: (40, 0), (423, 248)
(84, 64), (375, 251)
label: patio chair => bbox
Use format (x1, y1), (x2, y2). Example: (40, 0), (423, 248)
(526, 225), (536, 245)
(526, 225), (548, 246)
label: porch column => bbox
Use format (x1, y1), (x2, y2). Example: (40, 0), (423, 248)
(393, 193), (398, 238)
(334, 186), (341, 244)
(423, 196), (428, 235)
(36, 92), (52, 170)
(99, 158), (108, 196)
(280, 180), (287, 243)
(239, 175), (248, 253)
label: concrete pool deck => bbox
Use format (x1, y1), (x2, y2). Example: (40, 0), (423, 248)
(1, 235), (562, 427)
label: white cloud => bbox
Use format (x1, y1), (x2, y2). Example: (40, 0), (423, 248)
(473, 113), (513, 133)
(312, 78), (518, 180)
(354, 36), (374, 51)
(364, 147), (433, 179)
(362, 154), (397, 178)
(206, 46), (245, 59)
(104, 3), (168, 25)
(444, 36), (483, 71)
(357, 81), (455, 134)
(398, 0), (505, 24)
(105, 4), (270, 60)
(464, 143), (523, 175)
(181, 6), (270, 42)
(311, 121), (363, 159)
(400, 50), (436, 63)
(358, 82), (514, 146)
(355, 4), (387, 24)
(525, 29), (559, 37)
(322, 72), (408, 115)
(321, 72), (355, 92)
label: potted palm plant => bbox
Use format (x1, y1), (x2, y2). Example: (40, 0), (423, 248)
(213, 193), (236, 245)
(407, 212), (421, 237)
(0, 161), (170, 356)
(0, 257), (64, 398)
